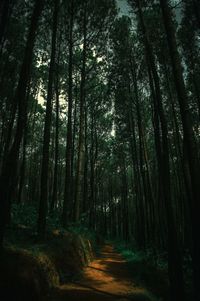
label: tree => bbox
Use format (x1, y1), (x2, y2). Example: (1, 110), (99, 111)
(37, 0), (59, 238)
(0, 0), (14, 46)
(160, 1), (200, 299)
(0, 0), (45, 247)
(62, 0), (74, 226)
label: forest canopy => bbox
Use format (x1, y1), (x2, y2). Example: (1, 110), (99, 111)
(0, 0), (200, 300)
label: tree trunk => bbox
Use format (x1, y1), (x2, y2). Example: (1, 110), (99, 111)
(62, 0), (74, 226)
(74, 4), (87, 222)
(37, 0), (59, 238)
(17, 121), (27, 204)
(0, 0), (13, 46)
(51, 73), (60, 212)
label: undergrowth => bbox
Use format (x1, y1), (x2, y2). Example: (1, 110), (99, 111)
(11, 203), (98, 246)
(115, 240), (167, 269)
(113, 240), (192, 301)
(112, 240), (169, 301)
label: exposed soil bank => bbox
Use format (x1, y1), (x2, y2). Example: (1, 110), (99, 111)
(0, 229), (94, 301)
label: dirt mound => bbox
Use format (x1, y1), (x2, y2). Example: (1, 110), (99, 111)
(45, 230), (94, 282)
(0, 248), (59, 301)
(0, 229), (94, 301)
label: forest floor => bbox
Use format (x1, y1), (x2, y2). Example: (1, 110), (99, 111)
(48, 244), (157, 301)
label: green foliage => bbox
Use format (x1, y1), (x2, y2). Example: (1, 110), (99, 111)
(68, 224), (100, 252)
(114, 240), (169, 300)
(12, 204), (38, 229)
(11, 203), (99, 251)
(114, 240), (168, 269)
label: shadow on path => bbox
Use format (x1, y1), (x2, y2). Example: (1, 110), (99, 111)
(49, 245), (156, 301)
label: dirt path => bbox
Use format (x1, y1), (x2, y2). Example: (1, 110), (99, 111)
(50, 245), (155, 301)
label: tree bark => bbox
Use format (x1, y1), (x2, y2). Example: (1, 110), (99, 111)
(0, 0), (13, 46)
(62, 0), (74, 226)
(51, 73), (60, 212)
(37, 0), (59, 238)
(74, 3), (87, 222)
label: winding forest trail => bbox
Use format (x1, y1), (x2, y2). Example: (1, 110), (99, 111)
(50, 245), (155, 301)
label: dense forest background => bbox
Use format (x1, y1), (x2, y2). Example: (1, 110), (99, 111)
(0, 0), (200, 300)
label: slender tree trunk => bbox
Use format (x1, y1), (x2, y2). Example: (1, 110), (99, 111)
(128, 60), (147, 248)
(62, 0), (74, 226)
(0, 0), (13, 46)
(83, 105), (88, 214)
(128, 112), (145, 248)
(192, 0), (200, 29)
(17, 121), (27, 204)
(51, 74), (60, 212)
(89, 107), (95, 228)
(37, 0), (59, 238)
(74, 4), (87, 222)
